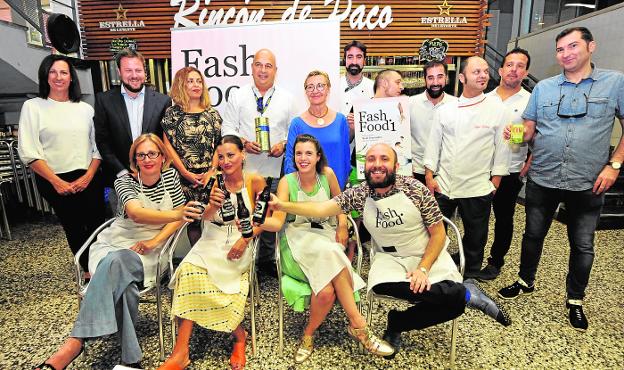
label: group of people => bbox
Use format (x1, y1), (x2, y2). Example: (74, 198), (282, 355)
(21, 25), (623, 370)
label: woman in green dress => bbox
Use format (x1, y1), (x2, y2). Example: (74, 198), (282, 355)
(270, 134), (393, 363)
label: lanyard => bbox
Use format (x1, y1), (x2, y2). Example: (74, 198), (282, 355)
(252, 87), (275, 116)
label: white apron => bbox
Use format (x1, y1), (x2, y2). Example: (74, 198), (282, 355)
(284, 175), (365, 294)
(88, 174), (174, 287)
(172, 183), (253, 294)
(362, 191), (461, 292)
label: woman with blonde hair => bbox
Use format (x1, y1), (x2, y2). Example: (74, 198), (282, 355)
(34, 134), (203, 370)
(161, 66), (222, 244)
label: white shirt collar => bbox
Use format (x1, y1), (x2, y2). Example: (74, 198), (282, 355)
(458, 92), (486, 106)
(121, 84), (145, 99)
(251, 84), (275, 97)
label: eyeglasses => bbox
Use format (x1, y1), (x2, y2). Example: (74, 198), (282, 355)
(305, 83), (327, 92)
(556, 81), (594, 119)
(135, 151), (161, 161)
(557, 93), (588, 119)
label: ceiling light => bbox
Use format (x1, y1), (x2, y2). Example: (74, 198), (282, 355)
(564, 3), (597, 8)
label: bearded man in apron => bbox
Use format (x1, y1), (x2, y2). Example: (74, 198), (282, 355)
(269, 143), (512, 357)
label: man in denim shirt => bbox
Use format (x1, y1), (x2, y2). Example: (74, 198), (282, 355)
(498, 27), (624, 331)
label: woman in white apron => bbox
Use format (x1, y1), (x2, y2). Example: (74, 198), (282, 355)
(160, 135), (276, 370)
(34, 134), (202, 370)
(270, 134), (392, 363)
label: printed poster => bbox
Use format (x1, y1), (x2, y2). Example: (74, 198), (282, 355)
(353, 97), (412, 179)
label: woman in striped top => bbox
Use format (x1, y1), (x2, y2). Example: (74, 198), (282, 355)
(34, 134), (203, 370)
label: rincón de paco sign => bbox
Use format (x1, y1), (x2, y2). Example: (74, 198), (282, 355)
(171, 0), (394, 30)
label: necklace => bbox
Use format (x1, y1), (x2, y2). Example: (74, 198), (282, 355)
(308, 106), (329, 126)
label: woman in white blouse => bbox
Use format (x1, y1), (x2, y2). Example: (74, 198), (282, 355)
(18, 54), (105, 274)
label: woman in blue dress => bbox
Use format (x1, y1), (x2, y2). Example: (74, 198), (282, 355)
(283, 70), (351, 190)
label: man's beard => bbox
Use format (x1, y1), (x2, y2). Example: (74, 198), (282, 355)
(426, 85), (444, 99)
(365, 168), (396, 189)
(346, 64), (363, 76)
(122, 80), (144, 93)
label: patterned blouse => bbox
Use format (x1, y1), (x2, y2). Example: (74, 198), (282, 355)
(161, 104), (222, 202)
(333, 175), (443, 228)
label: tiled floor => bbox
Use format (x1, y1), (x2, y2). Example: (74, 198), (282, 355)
(1, 207), (623, 369)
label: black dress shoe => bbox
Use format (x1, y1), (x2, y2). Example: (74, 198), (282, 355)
(567, 303), (588, 332)
(381, 329), (401, 359)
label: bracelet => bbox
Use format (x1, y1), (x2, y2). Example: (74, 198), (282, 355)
(418, 266), (428, 276)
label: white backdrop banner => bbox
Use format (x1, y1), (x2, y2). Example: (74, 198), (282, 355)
(171, 19), (340, 114)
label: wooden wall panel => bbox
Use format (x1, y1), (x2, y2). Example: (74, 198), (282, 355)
(78, 0), (488, 60)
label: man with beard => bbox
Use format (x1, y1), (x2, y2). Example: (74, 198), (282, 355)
(479, 48), (532, 281)
(269, 143), (511, 358)
(94, 49), (171, 213)
(409, 61), (456, 184)
(222, 48), (296, 276)
(423, 56), (510, 279)
(498, 27), (624, 331)
(340, 40), (375, 141)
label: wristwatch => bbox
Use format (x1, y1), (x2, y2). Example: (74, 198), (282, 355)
(608, 161), (622, 170)
(418, 267), (428, 276)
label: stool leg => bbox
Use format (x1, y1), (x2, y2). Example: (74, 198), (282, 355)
(449, 318), (459, 369)
(0, 189), (11, 240)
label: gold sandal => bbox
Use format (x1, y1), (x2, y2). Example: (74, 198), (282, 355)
(294, 335), (314, 363)
(347, 325), (394, 357)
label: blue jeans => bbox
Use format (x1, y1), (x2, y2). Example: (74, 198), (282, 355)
(71, 250), (144, 364)
(519, 180), (604, 300)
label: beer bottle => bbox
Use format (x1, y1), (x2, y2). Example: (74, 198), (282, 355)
(216, 173), (235, 222)
(252, 177), (272, 224)
(236, 192), (254, 238)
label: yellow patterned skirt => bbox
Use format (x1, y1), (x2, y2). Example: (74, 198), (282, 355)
(171, 262), (249, 333)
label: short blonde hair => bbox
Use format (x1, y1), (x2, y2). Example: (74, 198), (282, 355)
(128, 134), (172, 173)
(169, 66), (211, 111)
(304, 70), (331, 90)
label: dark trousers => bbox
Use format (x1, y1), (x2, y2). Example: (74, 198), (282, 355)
(372, 280), (466, 332)
(436, 193), (493, 275)
(413, 172), (427, 185)
(257, 176), (279, 265)
(519, 179), (603, 300)
(36, 169), (105, 271)
(487, 173), (524, 268)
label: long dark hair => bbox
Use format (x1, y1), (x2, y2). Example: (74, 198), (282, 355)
(219, 135), (243, 151)
(37, 54), (82, 102)
(293, 134), (328, 174)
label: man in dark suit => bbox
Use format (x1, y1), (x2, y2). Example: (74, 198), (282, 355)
(94, 49), (171, 213)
